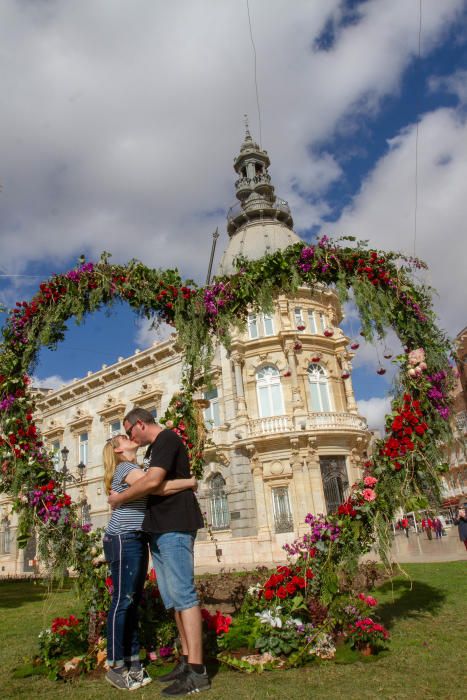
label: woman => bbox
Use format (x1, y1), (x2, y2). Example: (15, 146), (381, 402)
(103, 434), (196, 691)
(454, 507), (467, 552)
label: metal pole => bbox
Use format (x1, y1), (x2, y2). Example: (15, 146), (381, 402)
(206, 228), (220, 286)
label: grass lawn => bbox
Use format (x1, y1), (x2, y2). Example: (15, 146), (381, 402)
(1, 562), (465, 700)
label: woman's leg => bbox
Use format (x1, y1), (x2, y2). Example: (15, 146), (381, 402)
(123, 534), (149, 667)
(104, 534), (126, 669)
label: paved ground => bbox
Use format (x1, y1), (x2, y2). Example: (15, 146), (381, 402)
(373, 527), (467, 563)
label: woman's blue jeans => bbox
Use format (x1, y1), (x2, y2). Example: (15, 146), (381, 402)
(103, 531), (149, 666)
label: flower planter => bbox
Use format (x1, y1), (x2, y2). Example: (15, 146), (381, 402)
(359, 644), (374, 656)
(341, 372), (350, 380)
(376, 368), (386, 376)
(323, 329), (334, 337)
(297, 324), (305, 331)
(350, 343), (360, 350)
(311, 355), (321, 363)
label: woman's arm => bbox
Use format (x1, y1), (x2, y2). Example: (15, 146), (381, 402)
(154, 476), (197, 496)
(124, 469), (197, 495)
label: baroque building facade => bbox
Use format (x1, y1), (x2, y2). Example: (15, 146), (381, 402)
(441, 326), (467, 510)
(0, 131), (370, 575)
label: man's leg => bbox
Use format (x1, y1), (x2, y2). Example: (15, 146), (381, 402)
(178, 606), (203, 664)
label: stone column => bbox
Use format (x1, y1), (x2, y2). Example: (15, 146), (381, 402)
(247, 444), (271, 540)
(231, 352), (247, 416)
(305, 437), (326, 515)
(289, 438), (310, 535)
(284, 341), (304, 412)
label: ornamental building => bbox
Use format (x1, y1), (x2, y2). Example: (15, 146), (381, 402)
(0, 130), (370, 575)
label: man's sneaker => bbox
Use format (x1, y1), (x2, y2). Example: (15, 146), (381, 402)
(129, 666), (152, 687)
(157, 659), (189, 683)
(105, 667), (142, 691)
(161, 668), (211, 696)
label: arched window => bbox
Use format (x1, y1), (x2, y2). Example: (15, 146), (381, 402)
(0, 517), (11, 555)
(209, 474), (230, 530)
(307, 363), (331, 412)
(256, 365), (284, 417)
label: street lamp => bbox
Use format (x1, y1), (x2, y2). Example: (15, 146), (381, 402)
(59, 447), (89, 524)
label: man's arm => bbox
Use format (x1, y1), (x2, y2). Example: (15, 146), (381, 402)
(108, 466), (166, 508)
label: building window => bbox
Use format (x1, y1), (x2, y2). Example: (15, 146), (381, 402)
(51, 440), (61, 468)
(318, 312), (327, 333)
(248, 313), (275, 339)
(263, 313), (274, 336)
(256, 365), (285, 417)
(0, 518), (11, 555)
(272, 487), (294, 533)
(209, 474), (230, 530)
(248, 313), (259, 339)
(307, 310), (318, 334)
(204, 389), (221, 428)
(307, 363), (332, 412)
(79, 432), (88, 465)
(109, 420), (121, 437)
(319, 456), (349, 514)
(294, 308), (305, 331)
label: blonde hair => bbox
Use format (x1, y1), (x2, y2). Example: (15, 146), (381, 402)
(103, 435), (126, 495)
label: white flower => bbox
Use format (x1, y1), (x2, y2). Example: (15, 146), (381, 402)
(255, 609), (282, 628)
(247, 584), (261, 596)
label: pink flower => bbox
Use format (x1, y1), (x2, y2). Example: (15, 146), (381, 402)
(363, 476), (377, 487)
(408, 348), (425, 366)
(365, 596), (377, 607)
(362, 488), (376, 502)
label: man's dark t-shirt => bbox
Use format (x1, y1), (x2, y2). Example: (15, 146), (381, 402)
(142, 428), (203, 534)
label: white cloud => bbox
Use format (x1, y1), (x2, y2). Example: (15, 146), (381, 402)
(134, 317), (173, 349)
(0, 0), (464, 295)
(32, 374), (71, 391)
(330, 102), (467, 337)
(357, 395), (392, 433)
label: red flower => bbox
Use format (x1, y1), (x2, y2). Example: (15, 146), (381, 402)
(276, 586), (287, 599)
(286, 582), (296, 595)
(306, 568), (314, 580)
(264, 589), (274, 601)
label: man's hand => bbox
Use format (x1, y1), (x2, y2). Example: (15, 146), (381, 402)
(190, 476), (198, 492)
(108, 490), (123, 510)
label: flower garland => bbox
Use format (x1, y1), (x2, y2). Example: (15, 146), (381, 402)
(0, 236), (455, 665)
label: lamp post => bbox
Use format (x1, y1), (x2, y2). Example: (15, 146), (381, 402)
(59, 447), (88, 523)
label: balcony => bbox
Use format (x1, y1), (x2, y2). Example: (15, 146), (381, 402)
(305, 412), (368, 431)
(245, 412), (367, 438)
(247, 415), (292, 437)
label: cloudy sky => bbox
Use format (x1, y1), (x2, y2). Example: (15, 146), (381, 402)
(0, 0), (466, 428)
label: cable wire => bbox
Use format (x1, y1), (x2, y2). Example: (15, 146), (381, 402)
(246, 0), (263, 147)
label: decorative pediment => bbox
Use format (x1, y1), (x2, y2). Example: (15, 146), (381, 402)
(130, 381), (163, 409)
(42, 419), (65, 441)
(96, 396), (127, 423)
(68, 409), (94, 435)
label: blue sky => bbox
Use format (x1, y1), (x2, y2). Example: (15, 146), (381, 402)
(1, 0), (466, 429)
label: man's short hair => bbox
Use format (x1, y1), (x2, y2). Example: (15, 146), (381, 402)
(124, 407), (157, 426)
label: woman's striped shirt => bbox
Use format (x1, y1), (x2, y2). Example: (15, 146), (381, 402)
(105, 461), (147, 535)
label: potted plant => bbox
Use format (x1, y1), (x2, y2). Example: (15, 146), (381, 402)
(347, 617), (389, 655)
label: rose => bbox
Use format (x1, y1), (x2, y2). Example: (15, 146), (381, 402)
(363, 476), (377, 487)
(362, 488), (376, 502)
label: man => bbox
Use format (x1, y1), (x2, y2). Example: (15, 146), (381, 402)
(108, 407), (209, 697)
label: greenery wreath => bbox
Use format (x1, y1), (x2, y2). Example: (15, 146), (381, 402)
(0, 235), (455, 669)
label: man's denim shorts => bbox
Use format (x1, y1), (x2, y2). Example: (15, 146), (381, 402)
(150, 531), (199, 612)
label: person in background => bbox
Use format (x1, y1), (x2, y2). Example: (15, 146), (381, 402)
(433, 517), (443, 540)
(103, 434), (196, 691)
(453, 507), (467, 552)
(401, 516), (410, 538)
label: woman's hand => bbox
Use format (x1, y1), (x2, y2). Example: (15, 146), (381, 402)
(190, 476), (198, 492)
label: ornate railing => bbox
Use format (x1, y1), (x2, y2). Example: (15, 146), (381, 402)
(227, 197), (291, 224)
(247, 415), (292, 437)
(306, 412), (368, 431)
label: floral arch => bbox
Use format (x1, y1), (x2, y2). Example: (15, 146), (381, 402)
(0, 236), (455, 666)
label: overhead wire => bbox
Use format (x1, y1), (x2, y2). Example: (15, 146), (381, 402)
(246, 0), (263, 147)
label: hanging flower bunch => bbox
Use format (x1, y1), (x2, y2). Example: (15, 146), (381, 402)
(28, 480), (72, 524)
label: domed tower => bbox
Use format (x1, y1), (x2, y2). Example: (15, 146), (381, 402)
(218, 124), (299, 274)
(196, 129), (370, 567)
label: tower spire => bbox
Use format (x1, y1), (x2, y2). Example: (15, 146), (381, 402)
(226, 123), (293, 236)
